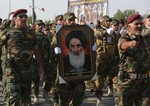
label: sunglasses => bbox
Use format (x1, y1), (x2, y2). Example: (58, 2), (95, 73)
(17, 14), (28, 19)
(114, 24), (119, 26)
(134, 22), (143, 26)
(37, 24), (44, 26)
(68, 18), (75, 21)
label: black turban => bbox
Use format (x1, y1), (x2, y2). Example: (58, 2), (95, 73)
(65, 30), (87, 49)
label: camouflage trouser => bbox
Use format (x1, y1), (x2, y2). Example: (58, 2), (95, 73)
(32, 61), (56, 97)
(141, 79), (150, 106)
(0, 59), (2, 81)
(57, 81), (85, 106)
(112, 76), (119, 105)
(31, 62), (39, 97)
(50, 87), (59, 104)
(95, 58), (118, 98)
(48, 62), (58, 104)
(2, 62), (33, 106)
(43, 63), (56, 92)
(0, 67), (2, 81)
(116, 78), (149, 106)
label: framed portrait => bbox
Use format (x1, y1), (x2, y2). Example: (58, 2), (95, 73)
(56, 24), (96, 83)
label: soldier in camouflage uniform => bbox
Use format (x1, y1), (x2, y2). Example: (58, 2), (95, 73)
(94, 15), (118, 103)
(142, 15), (150, 42)
(0, 12), (14, 83)
(32, 19), (52, 104)
(0, 12), (15, 31)
(50, 15), (63, 106)
(107, 19), (120, 104)
(0, 9), (44, 106)
(0, 14), (16, 91)
(141, 15), (150, 105)
(117, 14), (150, 106)
(53, 12), (86, 106)
(50, 14), (64, 106)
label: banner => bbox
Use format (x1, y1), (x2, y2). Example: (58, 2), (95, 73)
(68, 0), (108, 24)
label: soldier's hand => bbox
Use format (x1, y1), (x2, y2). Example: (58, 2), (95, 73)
(92, 43), (97, 51)
(54, 47), (61, 54)
(129, 40), (138, 48)
(106, 28), (114, 34)
(120, 28), (126, 35)
(39, 68), (45, 81)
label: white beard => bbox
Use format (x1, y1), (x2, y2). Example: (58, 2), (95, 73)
(69, 50), (85, 69)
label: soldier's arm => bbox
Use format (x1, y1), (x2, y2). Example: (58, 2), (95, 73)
(0, 31), (7, 81)
(0, 46), (2, 81)
(33, 45), (45, 80)
(95, 29), (107, 39)
(0, 19), (12, 31)
(119, 39), (138, 51)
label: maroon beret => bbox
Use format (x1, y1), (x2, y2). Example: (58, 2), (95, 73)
(127, 14), (142, 24)
(13, 9), (27, 18)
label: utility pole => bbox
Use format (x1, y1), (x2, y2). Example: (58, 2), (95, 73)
(9, 0), (11, 13)
(32, 0), (36, 24)
(28, 1), (44, 23)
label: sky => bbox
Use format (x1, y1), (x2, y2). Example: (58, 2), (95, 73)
(0, 0), (150, 21)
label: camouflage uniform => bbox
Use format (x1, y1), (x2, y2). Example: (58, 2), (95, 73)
(94, 21), (119, 100)
(0, 27), (37, 105)
(117, 33), (150, 106)
(32, 19), (53, 103)
(31, 56), (40, 100)
(0, 14), (15, 81)
(50, 27), (59, 105)
(36, 31), (52, 94)
(141, 20), (150, 106)
(54, 12), (86, 106)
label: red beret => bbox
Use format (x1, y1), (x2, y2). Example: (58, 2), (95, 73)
(13, 9), (27, 18)
(127, 14), (142, 24)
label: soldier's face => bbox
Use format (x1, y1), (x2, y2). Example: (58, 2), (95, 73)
(14, 14), (28, 28)
(111, 24), (119, 31)
(64, 18), (75, 25)
(69, 38), (83, 56)
(128, 19), (143, 36)
(44, 30), (49, 36)
(35, 24), (44, 32)
(105, 20), (111, 28)
(145, 18), (150, 27)
(57, 20), (64, 25)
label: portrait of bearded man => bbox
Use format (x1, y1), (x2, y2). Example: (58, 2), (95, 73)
(64, 30), (91, 76)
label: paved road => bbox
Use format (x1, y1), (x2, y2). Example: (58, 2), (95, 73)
(0, 85), (115, 106)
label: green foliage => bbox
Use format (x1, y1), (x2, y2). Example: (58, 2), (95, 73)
(113, 9), (139, 21)
(27, 15), (51, 25)
(143, 13), (149, 18)
(27, 15), (32, 24)
(44, 19), (51, 24)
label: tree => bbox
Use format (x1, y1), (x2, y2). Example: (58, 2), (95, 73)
(113, 9), (139, 21)
(27, 15), (32, 24)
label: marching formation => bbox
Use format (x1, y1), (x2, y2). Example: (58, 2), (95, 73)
(0, 8), (150, 106)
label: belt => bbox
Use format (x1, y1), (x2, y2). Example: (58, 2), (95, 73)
(125, 73), (149, 80)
